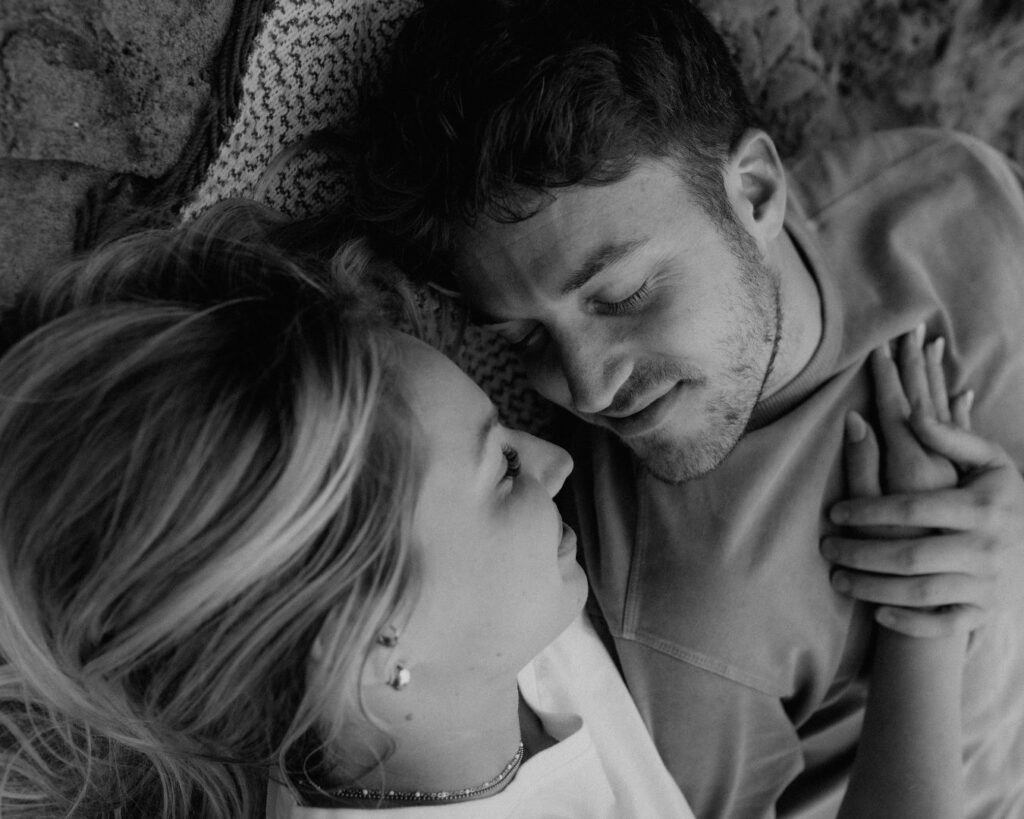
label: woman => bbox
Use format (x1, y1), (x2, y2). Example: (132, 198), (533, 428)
(0, 203), (685, 818)
(0, 203), (1003, 817)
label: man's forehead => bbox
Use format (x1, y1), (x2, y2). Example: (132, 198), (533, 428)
(461, 157), (691, 247)
(455, 219), (578, 306)
(458, 192), (640, 278)
(454, 213), (575, 304)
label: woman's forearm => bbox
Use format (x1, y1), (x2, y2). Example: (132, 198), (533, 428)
(838, 628), (967, 819)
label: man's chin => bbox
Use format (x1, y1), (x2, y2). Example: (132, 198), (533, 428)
(627, 427), (744, 485)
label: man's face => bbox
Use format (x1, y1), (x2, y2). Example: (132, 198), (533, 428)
(457, 158), (781, 483)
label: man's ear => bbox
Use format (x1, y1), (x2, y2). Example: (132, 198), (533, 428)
(724, 129), (787, 251)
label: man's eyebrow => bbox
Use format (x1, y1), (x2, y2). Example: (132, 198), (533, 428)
(561, 238), (647, 295)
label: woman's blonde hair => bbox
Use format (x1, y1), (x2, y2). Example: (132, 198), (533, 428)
(0, 202), (422, 817)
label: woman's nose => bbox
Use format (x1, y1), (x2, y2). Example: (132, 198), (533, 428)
(527, 435), (573, 496)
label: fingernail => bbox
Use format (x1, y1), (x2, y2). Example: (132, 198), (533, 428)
(931, 336), (945, 361)
(879, 342), (892, 359)
(830, 504), (849, 524)
(831, 571), (851, 592)
(914, 322), (925, 346)
(964, 389), (975, 412)
(875, 607), (896, 627)
(844, 411), (867, 443)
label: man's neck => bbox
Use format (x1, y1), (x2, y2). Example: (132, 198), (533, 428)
(762, 226), (823, 399)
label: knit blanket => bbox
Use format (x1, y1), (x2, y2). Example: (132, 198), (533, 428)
(185, 0), (412, 221)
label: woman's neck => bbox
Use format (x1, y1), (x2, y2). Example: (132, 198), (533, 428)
(339, 673), (526, 797)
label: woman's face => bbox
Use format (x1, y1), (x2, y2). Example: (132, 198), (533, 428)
(397, 335), (588, 679)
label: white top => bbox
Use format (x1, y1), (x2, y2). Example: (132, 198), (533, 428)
(267, 614), (694, 818)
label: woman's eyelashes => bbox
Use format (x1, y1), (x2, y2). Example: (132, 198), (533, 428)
(501, 444), (522, 481)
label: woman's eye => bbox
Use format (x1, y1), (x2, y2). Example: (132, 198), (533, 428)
(502, 444), (521, 481)
(599, 280), (651, 315)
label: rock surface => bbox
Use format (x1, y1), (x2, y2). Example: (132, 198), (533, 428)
(706, 0), (1024, 160)
(0, 0), (233, 289)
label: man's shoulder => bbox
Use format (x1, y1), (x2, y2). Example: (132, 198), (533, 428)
(786, 127), (1023, 221)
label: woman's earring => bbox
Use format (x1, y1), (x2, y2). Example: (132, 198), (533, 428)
(377, 625), (400, 648)
(377, 626), (409, 689)
(386, 662), (411, 691)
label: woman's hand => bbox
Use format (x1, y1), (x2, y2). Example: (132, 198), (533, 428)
(831, 328), (970, 819)
(822, 326), (1024, 637)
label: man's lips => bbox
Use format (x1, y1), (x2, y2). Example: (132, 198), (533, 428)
(598, 382), (684, 438)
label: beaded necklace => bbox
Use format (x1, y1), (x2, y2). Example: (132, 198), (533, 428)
(299, 741), (525, 806)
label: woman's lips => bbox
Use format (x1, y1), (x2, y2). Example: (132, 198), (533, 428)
(557, 522), (577, 558)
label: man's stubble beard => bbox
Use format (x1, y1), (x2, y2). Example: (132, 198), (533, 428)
(632, 253), (783, 485)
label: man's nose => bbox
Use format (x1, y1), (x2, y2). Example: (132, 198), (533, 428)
(538, 329), (630, 416)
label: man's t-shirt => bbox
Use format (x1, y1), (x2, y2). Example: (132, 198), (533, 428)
(571, 128), (1024, 819)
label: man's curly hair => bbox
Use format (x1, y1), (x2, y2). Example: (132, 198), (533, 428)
(349, 0), (755, 282)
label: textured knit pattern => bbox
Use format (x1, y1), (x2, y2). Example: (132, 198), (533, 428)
(185, 0), (414, 220)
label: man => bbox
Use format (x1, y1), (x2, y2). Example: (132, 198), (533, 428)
(350, 1), (1024, 816)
